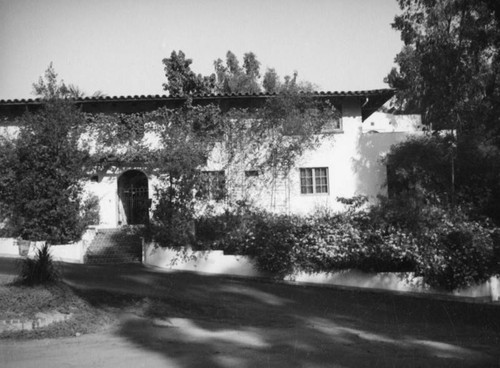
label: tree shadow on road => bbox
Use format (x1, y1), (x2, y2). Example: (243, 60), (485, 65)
(65, 264), (500, 368)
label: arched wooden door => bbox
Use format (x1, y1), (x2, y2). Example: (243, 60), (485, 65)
(118, 170), (149, 225)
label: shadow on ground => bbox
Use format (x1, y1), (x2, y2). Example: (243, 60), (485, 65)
(58, 262), (500, 368)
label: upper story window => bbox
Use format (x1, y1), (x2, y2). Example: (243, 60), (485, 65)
(283, 117), (342, 136)
(320, 117), (342, 133)
(300, 167), (329, 194)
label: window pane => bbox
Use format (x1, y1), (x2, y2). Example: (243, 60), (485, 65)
(314, 168), (328, 193)
(213, 171), (226, 201)
(300, 169), (313, 194)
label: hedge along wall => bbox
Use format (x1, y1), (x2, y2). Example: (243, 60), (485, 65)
(142, 243), (499, 300)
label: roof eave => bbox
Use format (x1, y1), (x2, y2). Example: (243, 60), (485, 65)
(0, 89), (396, 119)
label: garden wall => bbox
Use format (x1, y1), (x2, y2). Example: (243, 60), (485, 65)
(0, 228), (97, 264)
(143, 244), (259, 277)
(143, 243), (500, 301)
(0, 238), (19, 258)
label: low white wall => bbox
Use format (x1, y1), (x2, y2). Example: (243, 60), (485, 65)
(0, 238), (19, 257)
(143, 243), (500, 301)
(288, 270), (418, 293)
(289, 270), (497, 299)
(28, 242), (85, 264)
(143, 244), (259, 277)
(0, 228), (97, 264)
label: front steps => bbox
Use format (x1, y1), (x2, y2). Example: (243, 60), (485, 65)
(84, 228), (142, 264)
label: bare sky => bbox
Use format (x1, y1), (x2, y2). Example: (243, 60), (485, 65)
(0, 0), (403, 100)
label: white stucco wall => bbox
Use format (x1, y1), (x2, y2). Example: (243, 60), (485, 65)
(84, 175), (119, 227)
(143, 244), (500, 300)
(363, 112), (422, 133)
(229, 99), (416, 214)
(286, 99), (362, 213)
(2, 99), (418, 223)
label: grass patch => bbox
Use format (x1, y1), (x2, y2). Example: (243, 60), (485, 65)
(0, 282), (116, 340)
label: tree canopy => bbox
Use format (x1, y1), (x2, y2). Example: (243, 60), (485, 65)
(213, 51), (262, 94)
(162, 51), (216, 96)
(33, 62), (106, 100)
(162, 50), (315, 96)
(0, 66), (93, 242)
(386, 0), (500, 134)
(385, 0), (500, 223)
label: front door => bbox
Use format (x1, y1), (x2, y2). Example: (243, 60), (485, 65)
(118, 170), (149, 225)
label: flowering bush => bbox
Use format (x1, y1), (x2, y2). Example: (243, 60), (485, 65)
(194, 198), (498, 291)
(415, 216), (496, 291)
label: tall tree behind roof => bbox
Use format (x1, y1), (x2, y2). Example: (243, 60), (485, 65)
(33, 63), (106, 100)
(162, 50), (216, 96)
(32, 62), (69, 100)
(213, 51), (261, 94)
(163, 50), (318, 96)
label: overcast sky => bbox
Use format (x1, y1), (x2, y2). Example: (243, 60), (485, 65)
(0, 0), (403, 100)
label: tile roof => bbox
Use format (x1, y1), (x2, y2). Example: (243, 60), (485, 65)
(0, 89), (395, 121)
(0, 89), (394, 103)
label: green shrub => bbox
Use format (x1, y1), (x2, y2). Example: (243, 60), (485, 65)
(194, 201), (258, 253)
(385, 135), (452, 202)
(150, 184), (196, 248)
(242, 209), (418, 278)
(415, 218), (496, 291)
(17, 244), (60, 286)
(248, 214), (302, 278)
(181, 196), (499, 290)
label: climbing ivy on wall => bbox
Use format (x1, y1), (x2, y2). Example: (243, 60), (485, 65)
(83, 92), (338, 247)
(0, 83), (338, 245)
(85, 93), (339, 177)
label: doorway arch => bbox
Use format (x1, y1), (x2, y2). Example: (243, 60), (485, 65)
(118, 170), (149, 225)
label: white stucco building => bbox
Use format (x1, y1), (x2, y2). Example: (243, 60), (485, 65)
(0, 89), (416, 227)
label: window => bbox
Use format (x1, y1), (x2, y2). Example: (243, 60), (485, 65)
(300, 168), (329, 194)
(199, 171), (226, 201)
(321, 118), (342, 133)
(244, 170), (259, 178)
(283, 117), (342, 135)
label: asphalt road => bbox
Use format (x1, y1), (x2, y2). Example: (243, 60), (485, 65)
(1, 257), (499, 368)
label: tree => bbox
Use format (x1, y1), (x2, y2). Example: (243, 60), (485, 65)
(387, 0), (500, 133)
(213, 51), (262, 94)
(0, 66), (91, 243)
(386, 0), (500, 222)
(32, 62), (70, 100)
(0, 137), (17, 235)
(33, 62), (106, 99)
(262, 68), (280, 93)
(162, 50), (216, 96)
(164, 50), (317, 96)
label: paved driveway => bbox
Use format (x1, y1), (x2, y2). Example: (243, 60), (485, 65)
(1, 257), (499, 367)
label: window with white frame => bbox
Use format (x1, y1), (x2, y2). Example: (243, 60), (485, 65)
(300, 167), (329, 194)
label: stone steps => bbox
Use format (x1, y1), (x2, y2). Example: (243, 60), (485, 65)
(84, 228), (142, 264)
